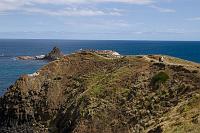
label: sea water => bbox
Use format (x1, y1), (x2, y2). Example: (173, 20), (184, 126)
(0, 39), (200, 95)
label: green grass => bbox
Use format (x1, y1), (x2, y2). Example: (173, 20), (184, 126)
(91, 85), (104, 96)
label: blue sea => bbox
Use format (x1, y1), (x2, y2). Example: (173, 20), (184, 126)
(0, 39), (200, 95)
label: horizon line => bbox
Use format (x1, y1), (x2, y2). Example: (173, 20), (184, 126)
(0, 38), (200, 42)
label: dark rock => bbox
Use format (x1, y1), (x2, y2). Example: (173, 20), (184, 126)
(16, 47), (64, 61)
(43, 47), (64, 60)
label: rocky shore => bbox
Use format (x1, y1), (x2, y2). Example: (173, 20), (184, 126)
(1, 50), (200, 133)
(16, 47), (121, 61)
(16, 47), (64, 61)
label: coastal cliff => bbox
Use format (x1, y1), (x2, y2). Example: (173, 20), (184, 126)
(1, 51), (200, 133)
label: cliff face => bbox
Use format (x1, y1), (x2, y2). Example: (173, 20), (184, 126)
(1, 52), (200, 133)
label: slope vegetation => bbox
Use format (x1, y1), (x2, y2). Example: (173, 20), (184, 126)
(0, 52), (200, 133)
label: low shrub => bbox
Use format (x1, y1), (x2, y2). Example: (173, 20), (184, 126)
(151, 72), (169, 88)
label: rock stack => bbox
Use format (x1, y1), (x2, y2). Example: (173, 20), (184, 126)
(16, 47), (64, 61)
(43, 47), (64, 60)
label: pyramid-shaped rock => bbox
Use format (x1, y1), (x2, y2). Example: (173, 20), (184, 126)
(44, 47), (64, 60)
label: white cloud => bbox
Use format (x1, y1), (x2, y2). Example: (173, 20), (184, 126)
(0, 0), (125, 16)
(187, 17), (200, 21)
(1, 0), (177, 17)
(0, 0), (154, 10)
(65, 19), (130, 28)
(0, 0), (151, 16)
(150, 5), (176, 13)
(166, 28), (185, 34)
(23, 7), (121, 16)
(32, 0), (154, 5)
(0, 0), (29, 12)
(0, 0), (154, 12)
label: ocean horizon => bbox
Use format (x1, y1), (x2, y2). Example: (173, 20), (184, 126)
(0, 39), (200, 95)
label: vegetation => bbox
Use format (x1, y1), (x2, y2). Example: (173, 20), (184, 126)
(151, 71), (169, 88)
(1, 52), (200, 133)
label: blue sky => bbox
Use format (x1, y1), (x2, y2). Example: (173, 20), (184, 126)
(0, 0), (200, 40)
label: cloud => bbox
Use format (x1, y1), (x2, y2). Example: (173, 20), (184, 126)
(0, 0), (140, 16)
(0, 0), (154, 12)
(150, 5), (176, 13)
(0, 0), (176, 17)
(0, 0), (29, 12)
(23, 7), (121, 16)
(187, 17), (200, 21)
(32, 0), (154, 5)
(0, 0), (154, 11)
(165, 28), (185, 34)
(65, 19), (130, 29)
(0, 0), (124, 16)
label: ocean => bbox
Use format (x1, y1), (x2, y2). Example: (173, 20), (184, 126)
(0, 39), (200, 95)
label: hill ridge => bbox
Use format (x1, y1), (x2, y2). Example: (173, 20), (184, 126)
(0, 51), (200, 133)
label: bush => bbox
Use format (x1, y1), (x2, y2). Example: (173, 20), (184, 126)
(151, 72), (169, 87)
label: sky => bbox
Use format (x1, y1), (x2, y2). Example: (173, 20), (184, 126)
(0, 0), (199, 40)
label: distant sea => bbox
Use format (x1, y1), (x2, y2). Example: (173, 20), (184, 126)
(0, 39), (200, 95)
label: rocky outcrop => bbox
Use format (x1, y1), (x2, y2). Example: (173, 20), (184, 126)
(16, 56), (35, 60)
(16, 47), (63, 61)
(43, 47), (64, 60)
(1, 52), (200, 133)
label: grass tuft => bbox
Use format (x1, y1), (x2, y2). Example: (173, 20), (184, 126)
(151, 72), (169, 88)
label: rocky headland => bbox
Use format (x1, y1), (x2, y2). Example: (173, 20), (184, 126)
(16, 47), (121, 61)
(1, 50), (200, 133)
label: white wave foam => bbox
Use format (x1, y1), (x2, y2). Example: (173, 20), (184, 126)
(12, 57), (17, 61)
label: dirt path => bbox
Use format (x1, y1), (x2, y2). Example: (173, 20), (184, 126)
(143, 55), (191, 67)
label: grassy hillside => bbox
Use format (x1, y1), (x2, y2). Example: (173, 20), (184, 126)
(0, 51), (200, 133)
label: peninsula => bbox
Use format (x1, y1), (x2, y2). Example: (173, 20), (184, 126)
(1, 50), (200, 133)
